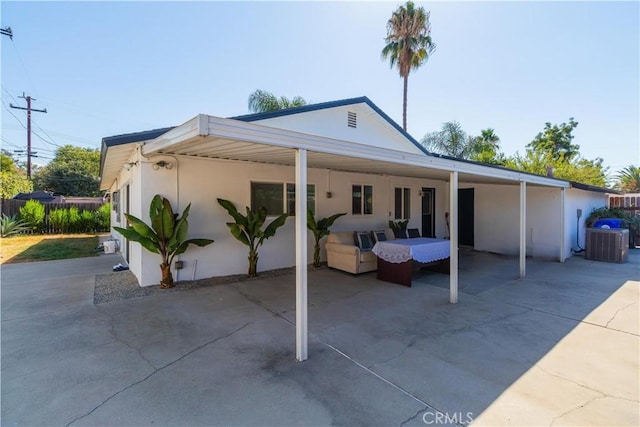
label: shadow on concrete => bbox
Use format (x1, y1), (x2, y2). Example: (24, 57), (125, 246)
(231, 248), (640, 425)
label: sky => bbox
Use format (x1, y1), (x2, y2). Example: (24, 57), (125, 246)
(1, 1), (638, 180)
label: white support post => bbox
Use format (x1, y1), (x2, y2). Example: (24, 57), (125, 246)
(449, 171), (459, 304)
(295, 149), (308, 362)
(559, 188), (566, 263)
(520, 181), (527, 278)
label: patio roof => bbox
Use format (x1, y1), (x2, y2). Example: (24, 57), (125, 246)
(135, 114), (569, 190)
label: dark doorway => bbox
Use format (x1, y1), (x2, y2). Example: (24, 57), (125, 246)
(421, 187), (435, 238)
(458, 188), (474, 247)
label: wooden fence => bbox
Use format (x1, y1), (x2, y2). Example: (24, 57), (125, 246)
(0, 199), (107, 234)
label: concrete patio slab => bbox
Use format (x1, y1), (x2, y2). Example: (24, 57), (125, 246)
(1, 249), (638, 426)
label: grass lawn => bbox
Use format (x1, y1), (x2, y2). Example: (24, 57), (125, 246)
(0, 234), (103, 264)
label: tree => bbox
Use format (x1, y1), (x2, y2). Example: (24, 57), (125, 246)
(381, 1), (435, 131)
(505, 150), (608, 187)
(469, 128), (506, 165)
(614, 165), (640, 192)
(527, 118), (580, 161)
(217, 198), (288, 277)
(248, 89), (307, 113)
(33, 145), (100, 196)
(508, 117), (608, 187)
(421, 121), (478, 159)
(114, 195), (214, 288)
(307, 210), (346, 268)
(0, 151), (33, 198)
(1, 151), (17, 173)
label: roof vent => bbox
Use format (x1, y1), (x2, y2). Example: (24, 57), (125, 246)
(347, 111), (357, 128)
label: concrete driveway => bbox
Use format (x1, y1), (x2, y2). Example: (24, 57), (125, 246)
(1, 250), (638, 426)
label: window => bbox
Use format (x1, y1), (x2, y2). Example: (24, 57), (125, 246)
(112, 191), (120, 223)
(352, 184), (373, 215)
(286, 183), (315, 216)
(251, 182), (315, 216)
(394, 187), (411, 219)
(251, 183), (284, 214)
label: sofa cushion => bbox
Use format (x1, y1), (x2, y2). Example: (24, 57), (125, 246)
(354, 231), (373, 251)
(372, 230), (387, 243)
(327, 231), (357, 245)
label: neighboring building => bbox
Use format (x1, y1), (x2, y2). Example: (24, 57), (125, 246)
(13, 190), (63, 203)
(100, 97), (610, 288)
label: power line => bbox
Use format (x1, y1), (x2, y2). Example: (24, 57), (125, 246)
(0, 27), (12, 40)
(1, 97), (27, 130)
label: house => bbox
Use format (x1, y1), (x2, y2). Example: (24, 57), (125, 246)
(13, 190), (63, 203)
(100, 96), (610, 361)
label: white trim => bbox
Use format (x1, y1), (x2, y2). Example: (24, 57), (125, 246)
(295, 149), (308, 362)
(520, 181), (527, 278)
(560, 188), (566, 263)
(449, 171), (459, 304)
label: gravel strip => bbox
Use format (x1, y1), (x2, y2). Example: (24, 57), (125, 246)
(94, 266), (298, 304)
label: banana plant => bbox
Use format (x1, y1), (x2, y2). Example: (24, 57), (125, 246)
(217, 198), (288, 277)
(114, 195), (214, 288)
(307, 210), (347, 268)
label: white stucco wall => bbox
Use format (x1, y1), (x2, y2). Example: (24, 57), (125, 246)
(109, 150), (608, 286)
(564, 187), (608, 257)
(252, 103), (424, 155)
(470, 184), (564, 259)
(117, 155), (448, 286)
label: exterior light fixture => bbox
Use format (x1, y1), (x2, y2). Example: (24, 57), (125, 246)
(123, 162), (137, 171)
(153, 160), (173, 170)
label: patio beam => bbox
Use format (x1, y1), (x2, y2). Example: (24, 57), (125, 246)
(520, 181), (526, 278)
(449, 171), (458, 304)
(295, 148), (308, 362)
(559, 188), (566, 263)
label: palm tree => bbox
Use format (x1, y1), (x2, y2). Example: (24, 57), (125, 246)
(476, 129), (500, 151)
(615, 165), (640, 192)
(469, 128), (505, 165)
(421, 121), (476, 159)
(381, 1), (435, 131)
(248, 89), (307, 113)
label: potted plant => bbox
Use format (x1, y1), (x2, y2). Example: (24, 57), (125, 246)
(114, 195), (214, 288)
(217, 198), (288, 277)
(307, 210), (347, 268)
(388, 219), (409, 238)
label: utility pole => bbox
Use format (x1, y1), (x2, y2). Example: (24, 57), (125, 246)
(10, 93), (47, 179)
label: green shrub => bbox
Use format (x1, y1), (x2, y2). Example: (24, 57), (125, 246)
(19, 200), (45, 232)
(48, 208), (69, 233)
(0, 214), (30, 237)
(80, 209), (96, 232)
(67, 207), (81, 233)
(95, 203), (110, 232)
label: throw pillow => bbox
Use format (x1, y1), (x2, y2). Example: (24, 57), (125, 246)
(355, 231), (373, 251)
(372, 230), (387, 243)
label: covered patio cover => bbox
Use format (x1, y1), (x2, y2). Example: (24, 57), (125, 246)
(103, 113), (569, 361)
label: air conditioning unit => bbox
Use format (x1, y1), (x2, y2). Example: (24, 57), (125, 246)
(585, 228), (629, 263)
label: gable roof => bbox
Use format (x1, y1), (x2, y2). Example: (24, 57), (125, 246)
(230, 96), (431, 156)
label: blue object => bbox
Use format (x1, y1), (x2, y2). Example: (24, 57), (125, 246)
(593, 218), (624, 229)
